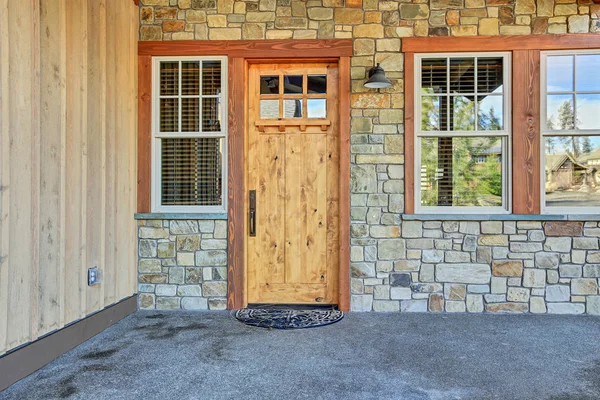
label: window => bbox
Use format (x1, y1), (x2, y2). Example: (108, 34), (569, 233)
(542, 51), (600, 213)
(152, 57), (227, 213)
(415, 53), (511, 213)
(258, 74), (328, 120)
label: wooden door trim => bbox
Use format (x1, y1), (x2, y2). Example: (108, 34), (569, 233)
(235, 58), (350, 311)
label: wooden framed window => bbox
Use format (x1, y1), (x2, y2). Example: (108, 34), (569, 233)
(151, 56), (228, 213)
(414, 53), (511, 214)
(403, 34), (600, 216)
(541, 50), (600, 214)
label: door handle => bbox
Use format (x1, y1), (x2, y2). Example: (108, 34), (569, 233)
(249, 190), (256, 237)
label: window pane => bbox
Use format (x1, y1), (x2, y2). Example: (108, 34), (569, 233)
(202, 97), (221, 131)
(547, 55), (574, 92)
(546, 95), (574, 130)
(450, 58), (475, 94)
(576, 94), (600, 130)
(307, 75), (327, 94)
(181, 97), (199, 132)
(545, 136), (600, 208)
(181, 61), (200, 96)
(452, 96), (475, 131)
(477, 57), (503, 94)
(160, 62), (179, 96)
(202, 61), (221, 96)
(284, 99), (302, 118)
(478, 95), (503, 130)
(421, 96), (445, 131)
(420, 137), (503, 207)
(284, 75), (303, 94)
(576, 54), (600, 92)
(161, 138), (222, 206)
(160, 98), (178, 132)
(260, 99), (279, 119)
(421, 58), (447, 94)
(260, 76), (279, 94)
(307, 99), (326, 118)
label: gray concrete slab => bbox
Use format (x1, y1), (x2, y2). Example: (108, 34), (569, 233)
(1, 311), (599, 400)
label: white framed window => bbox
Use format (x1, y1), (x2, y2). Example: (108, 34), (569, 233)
(152, 56), (228, 213)
(541, 50), (600, 214)
(414, 52), (512, 214)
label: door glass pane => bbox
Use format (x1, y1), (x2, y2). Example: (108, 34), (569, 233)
(284, 99), (303, 118)
(450, 58), (475, 94)
(307, 99), (326, 118)
(202, 61), (221, 96)
(576, 94), (600, 130)
(545, 135), (600, 208)
(307, 75), (327, 94)
(477, 58), (503, 94)
(421, 58), (447, 94)
(160, 62), (179, 96)
(420, 137), (503, 207)
(181, 97), (199, 132)
(202, 97), (221, 131)
(181, 61), (200, 96)
(547, 95), (574, 130)
(160, 98), (178, 132)
(260, 100), (279, 119)
(477, 95), (503, 130)
(547, 55), (574, 92)
(284, 75), (303, 94)
(452, 96), (475, 131)
(421, 96), (445, 131)
(260, 76), (279, 94)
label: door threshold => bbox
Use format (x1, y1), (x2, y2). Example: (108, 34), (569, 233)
(246, 303), (339, 311)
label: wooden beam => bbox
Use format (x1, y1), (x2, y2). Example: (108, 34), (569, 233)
(402, 33), (600, 53)
(137, 55), (151, 213)
(227, 57), (245, 310)
(404, 53), (415, 214)
(338, 56), (351, 312)
(138, 39), (353, 58)
(512, 50), (541, 214)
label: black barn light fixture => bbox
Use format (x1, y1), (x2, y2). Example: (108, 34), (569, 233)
(364, 63), (392, 89)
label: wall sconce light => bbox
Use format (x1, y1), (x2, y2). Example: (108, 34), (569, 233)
(364, 63), (392, 89)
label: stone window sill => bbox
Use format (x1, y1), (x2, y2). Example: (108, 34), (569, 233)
(134, 213), (227, 220)
(402, 214), (600, 221)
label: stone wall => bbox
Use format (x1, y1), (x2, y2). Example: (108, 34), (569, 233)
(138, 219), (228, 310)
(137, 0), (600, 313)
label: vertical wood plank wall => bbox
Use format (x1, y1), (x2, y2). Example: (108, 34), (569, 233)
(0, 0), (138, 356)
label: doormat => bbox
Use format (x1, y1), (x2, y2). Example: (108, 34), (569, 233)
(233, 308), (344, 330)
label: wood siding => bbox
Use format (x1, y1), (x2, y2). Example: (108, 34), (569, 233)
(0, 0), (138, 355)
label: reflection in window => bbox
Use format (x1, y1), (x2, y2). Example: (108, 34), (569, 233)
(260, 99), (279, 119)
(307, 99), (326, 118)
(420, 137), (503, 207)
(284, 99), (302, 118)
(284, 75), (303, 94)
(260, 76), (279, 94)
(307, 75), (327, 94)
(545, 136), (600, 208)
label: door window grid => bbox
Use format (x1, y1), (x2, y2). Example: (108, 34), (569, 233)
(259, 73), (328, 120)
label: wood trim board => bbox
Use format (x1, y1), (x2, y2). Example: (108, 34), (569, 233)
(139, 39), (353, 58)
(0, 295), (137, 392)
(137, 55), (151, 213)
(402, 33), (600, 53)
(404, 52), (415, 215)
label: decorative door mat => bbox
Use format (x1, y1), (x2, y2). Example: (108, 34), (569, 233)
(233, 307), (344, 330)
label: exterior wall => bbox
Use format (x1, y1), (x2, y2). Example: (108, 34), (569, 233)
(137, 0), (600, 313)
(137, 219), (228, 310)
(0, 0), (139, 355)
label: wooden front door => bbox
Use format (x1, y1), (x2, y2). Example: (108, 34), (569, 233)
(246, 63), (340, 305)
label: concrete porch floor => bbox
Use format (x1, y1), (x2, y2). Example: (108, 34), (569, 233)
(1, 312), (599, 400)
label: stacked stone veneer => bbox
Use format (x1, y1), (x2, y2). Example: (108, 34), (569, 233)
(137, 0), (600, 312)
(351, 220), (600, 314)
(138, 219), (228, 310)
